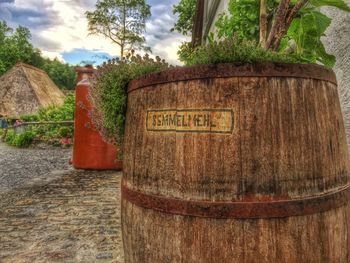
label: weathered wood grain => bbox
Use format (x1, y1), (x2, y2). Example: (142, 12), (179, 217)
(122, 64), (350, 262)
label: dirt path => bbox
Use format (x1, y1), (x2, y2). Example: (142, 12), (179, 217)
(0, 143), (123, 262)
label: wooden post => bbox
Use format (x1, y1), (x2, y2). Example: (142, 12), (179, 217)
(191, 0), (205, 47)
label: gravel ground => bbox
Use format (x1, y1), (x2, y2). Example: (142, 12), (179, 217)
(0, 143), (72, 194)
(0, 143), (123, 263)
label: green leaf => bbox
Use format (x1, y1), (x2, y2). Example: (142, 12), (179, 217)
(309, 11), (332, 35)
(310, 0), (350, 11)
(283, 9), (335, 67)
(171, 0), (197, 36)
(215, 0), (260, 41)
(316, 43), (336, 67)
(279, 37), (292, 51)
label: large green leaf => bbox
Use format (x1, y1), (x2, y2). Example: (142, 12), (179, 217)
(310, 0), (350, 11)
(282, 9), (335, 67)
(316, 43), (336, 67)
(308, 11), (332, 35)
(299, 11), (331, 49)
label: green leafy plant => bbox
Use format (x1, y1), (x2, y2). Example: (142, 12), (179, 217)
(175, 0), (350, 68)
(6, 94), (75, 148)
(182, 36), (302, 66)
(279, 8), (343, 66)
(89, 52), (170, 146)
(6, 130), (35, 148)
(58, 126), (72, 138)
(171, 0), (197, 36)
(215, 0), (262, 41)
(21, 94), (75, 122)
(5, 130), (15, 145)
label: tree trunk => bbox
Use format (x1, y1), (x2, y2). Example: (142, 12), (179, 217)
(121, 1), (126, 59)
(265, 0), (290, 50)
(259, 0), (268, 48)
(121, 44), (124, 59)
(265, 0), (308, 51)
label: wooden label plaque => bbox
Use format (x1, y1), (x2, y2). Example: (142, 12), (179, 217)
(146, 109), (234, 134)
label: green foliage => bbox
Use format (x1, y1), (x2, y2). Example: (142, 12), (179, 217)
(41, 58), (76, 90)
(177, 42), (194, 64)
(86, 0), (151, 57)
(0, 21), (42, 75)
(31, 124), (73, 144)
(21, 94), (75, 122)
(58, 126), (72, 137)
(280, 10), (335, 67)
(310, 0), (350, 10)
(5, 130), (16, 145)
(6, 130), (35, 148)
(215, 0), (263, 41)
(279, 0), (349, 68)
(90, 53), (170, 145)
(176, 0), (349, 68)
(279, 0), (350, 68)
(0, 21), (76, 89)
(171, 0), (197, 36)
(181, 37), (302, 66)
(8, 94), (75, 147)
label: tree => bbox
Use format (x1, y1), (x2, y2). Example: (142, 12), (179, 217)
(41, 58), (76, 90)
(0, 21), (76, 89)
(171, 0), (197, 36)
(86, 0), (151, 58)
(0, 21), (44, 75)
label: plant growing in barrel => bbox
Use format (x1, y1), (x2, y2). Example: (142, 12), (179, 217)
(89, 0), (350, 262)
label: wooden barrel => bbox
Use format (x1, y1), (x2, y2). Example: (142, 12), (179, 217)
(122, 63), (350, 262)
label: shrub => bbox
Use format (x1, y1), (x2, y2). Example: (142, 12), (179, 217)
(21, 94), (75, 122)
(5, 130), (15, 145)
(6, 94), (75, 148)
(89, 52), (170, 146)
(58, 126), (72, 137)
(6, 130), (35, 148)
(179, 37), (302, 66)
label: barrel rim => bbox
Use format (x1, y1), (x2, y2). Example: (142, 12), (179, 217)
(128, 63), (337, 93)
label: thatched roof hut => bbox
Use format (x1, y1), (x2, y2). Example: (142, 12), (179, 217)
(0, 63), (65, 117)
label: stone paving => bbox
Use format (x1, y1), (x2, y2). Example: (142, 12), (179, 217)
(0, 143), (123, 263)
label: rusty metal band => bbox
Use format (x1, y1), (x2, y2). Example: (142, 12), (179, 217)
(121, 183), (350, 219)
(128, 63), (337, 93)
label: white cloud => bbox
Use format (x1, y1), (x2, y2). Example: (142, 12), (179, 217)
(41, 50), (65, 62)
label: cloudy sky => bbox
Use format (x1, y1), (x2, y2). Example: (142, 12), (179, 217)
(0, 0), (189, 65)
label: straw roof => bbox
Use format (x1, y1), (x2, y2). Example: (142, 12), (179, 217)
(0, 63), (65, 117)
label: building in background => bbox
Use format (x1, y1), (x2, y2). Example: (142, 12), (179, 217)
(192, 0), (229, 45)
(0, 63), (65, 118)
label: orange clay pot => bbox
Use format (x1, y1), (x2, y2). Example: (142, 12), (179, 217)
(72, 66), (122, 170)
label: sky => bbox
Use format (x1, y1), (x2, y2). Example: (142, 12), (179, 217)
(0, 0), (189, 65)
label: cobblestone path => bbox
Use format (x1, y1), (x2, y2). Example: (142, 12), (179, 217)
(0, 143), (123, 263)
